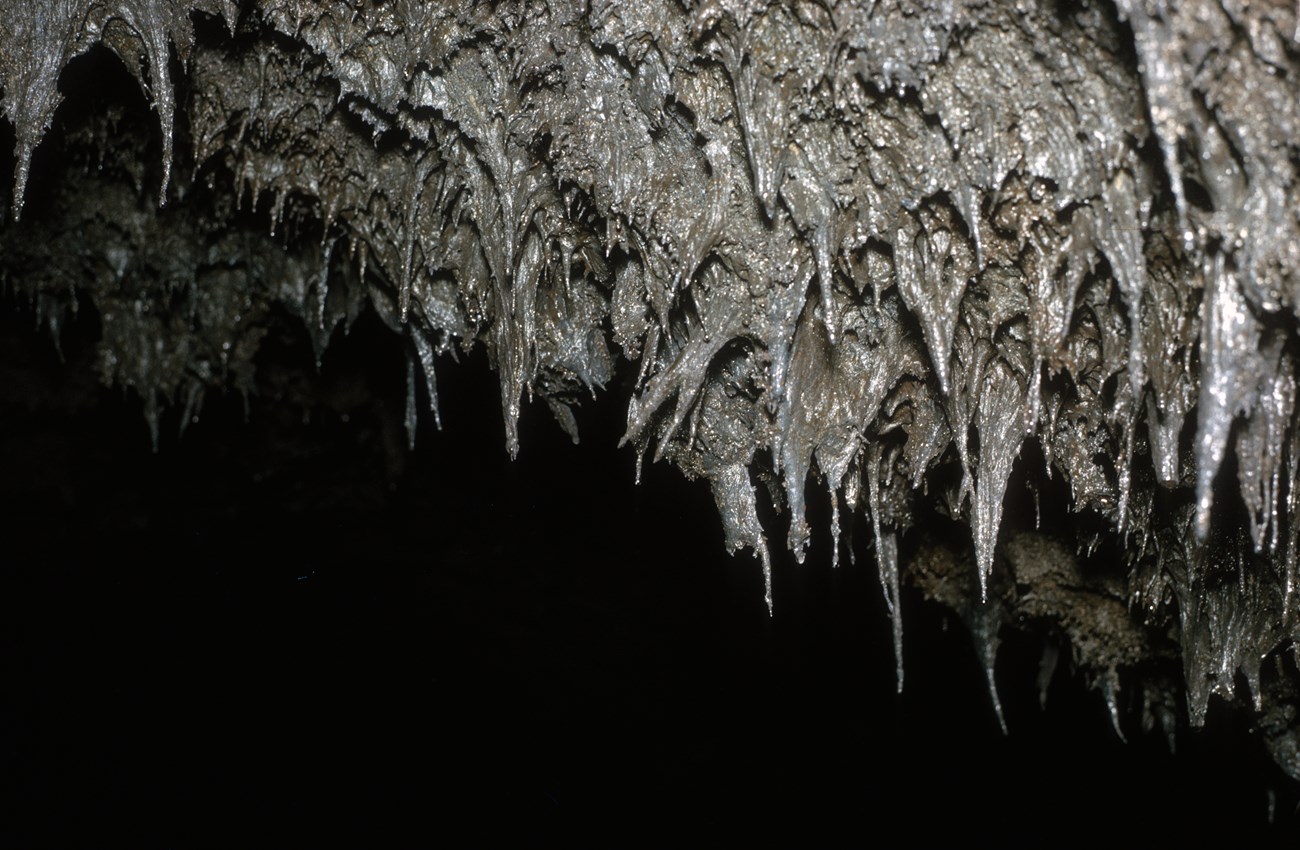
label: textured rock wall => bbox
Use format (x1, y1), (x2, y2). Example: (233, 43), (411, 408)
(2, 0), (1300, 777)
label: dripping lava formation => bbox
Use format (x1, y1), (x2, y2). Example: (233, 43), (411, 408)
(3, 0), (1300, 837)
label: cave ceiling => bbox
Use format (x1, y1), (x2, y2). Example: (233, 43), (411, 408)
(2, 0), (1300, 788)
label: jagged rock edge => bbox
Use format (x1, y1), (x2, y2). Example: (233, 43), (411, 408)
(2, 0), (1299, 778)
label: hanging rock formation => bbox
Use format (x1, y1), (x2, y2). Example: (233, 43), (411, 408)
(2, 0), (1300, 781)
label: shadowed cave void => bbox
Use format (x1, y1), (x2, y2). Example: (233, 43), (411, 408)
(0, 299), (1296, 846)
(1, 13), (1298, 842)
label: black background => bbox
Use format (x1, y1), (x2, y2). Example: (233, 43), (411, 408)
(1, 302), (1297, 846)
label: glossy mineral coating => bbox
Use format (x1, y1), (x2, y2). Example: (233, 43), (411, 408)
(2, 0), (1299, 777)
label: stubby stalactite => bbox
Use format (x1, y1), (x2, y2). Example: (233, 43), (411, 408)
(2, 0), (1300, 783)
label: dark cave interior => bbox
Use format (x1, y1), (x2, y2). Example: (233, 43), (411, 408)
(2, 4), (1300, 845)
(1, 298), (1296, 845)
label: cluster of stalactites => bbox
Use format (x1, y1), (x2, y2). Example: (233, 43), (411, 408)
(3, 0), (1300, 733)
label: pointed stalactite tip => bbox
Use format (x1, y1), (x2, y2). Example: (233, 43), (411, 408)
(11, 144), (32, 222)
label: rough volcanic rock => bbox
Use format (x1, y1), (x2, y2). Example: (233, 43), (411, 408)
(2, 0), (1299, 782)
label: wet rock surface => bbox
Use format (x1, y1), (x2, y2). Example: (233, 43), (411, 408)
(3, 0), (1300, 832)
